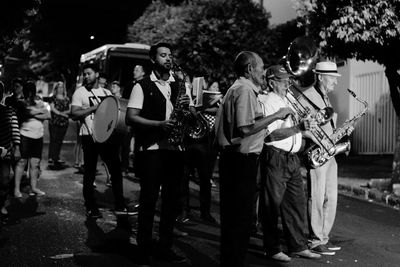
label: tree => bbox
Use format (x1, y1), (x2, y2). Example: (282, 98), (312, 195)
(127, 0), (304, 92)
(1, 0), (153, 94)
(0, 0), (41, 85)
(292, 0), (400, 188)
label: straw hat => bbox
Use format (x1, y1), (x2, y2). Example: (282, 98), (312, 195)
(313, 61), (341, 77)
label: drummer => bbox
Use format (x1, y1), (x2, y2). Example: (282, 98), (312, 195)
(71, 63), (135, 219)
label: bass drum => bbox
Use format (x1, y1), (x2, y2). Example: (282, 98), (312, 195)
(92, 96), (128, 143)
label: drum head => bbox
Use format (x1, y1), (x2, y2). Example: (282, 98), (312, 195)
(93, 96), (118, 143)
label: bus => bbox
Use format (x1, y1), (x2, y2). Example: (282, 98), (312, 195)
(79, 43), (151, 97)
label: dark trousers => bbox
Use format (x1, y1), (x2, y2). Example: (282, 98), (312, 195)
(219, 149), (259, 267)
(81, 135), (125, 210)
(181, 140), (216, 215)
(259, 146), (308, 255)
(119, 128), (131, 172)
(48, 123), (68, 161)
(135, 149), (184, 252)
(0, 159), (11, 209)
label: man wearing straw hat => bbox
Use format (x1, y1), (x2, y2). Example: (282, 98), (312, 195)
(302, 61), (342, 255)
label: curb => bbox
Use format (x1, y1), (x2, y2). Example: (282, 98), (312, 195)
(338, 183), (400, 209)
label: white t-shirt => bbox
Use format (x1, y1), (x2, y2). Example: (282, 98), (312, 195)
(71, 86), (111, 136)
(258, 92), (302, 153)
(20, 99), (48, 139)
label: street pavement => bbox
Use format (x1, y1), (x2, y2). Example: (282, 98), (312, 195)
(0, 143), (399, 266)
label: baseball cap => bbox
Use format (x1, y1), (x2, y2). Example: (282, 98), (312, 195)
(265, 65), (291, 80)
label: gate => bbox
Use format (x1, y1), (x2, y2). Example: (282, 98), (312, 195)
(351, 71), (398, 154)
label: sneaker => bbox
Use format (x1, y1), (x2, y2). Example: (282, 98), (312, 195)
(0, 211), (9, 225)
(270, 252), (291, 262)
(86, 208), (103, 219)
(154, 248), (186, 263)
(114, 207), (138, 216)
(327, 242), (341, 251)
(173, 228), (189, 237)
(176, 213), (191, 224)
(293, 249), (322, 259)
(29, 190), (46, 197)
(14, 191), (22, 198)
(311, 245), (336, 256)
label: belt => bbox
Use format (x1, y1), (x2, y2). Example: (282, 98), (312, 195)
(265, 145), (297, 156)
(222, 145), (259, 157)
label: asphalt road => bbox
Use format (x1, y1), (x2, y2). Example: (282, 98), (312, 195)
(0, 144), (399, 267)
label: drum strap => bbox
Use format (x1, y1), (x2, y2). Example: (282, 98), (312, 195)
(90, 90), (102, 105)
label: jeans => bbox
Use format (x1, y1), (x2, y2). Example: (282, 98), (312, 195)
(307, 158), (338, 248)
(259, 146), (308, 255)
(81, 135), (125, 210)
(219, 149), (258, 267)
(48, 123), (68, 161)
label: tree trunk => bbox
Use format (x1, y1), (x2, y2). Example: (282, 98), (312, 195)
(386, 66), (400, 190)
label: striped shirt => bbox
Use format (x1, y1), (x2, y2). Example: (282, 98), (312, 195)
(0, 104), (21, 152)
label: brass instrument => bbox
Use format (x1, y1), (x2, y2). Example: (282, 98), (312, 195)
(283, 36), (337, 164)
(167, 64), (208, 147)
(305, 89), (368, 168)
(285, 86), (337, 163)
(283, 36), (368, 168)
(286, 87), (334, 125)
(284, 36), (318, 88)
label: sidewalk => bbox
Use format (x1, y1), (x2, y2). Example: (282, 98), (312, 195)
(335, 154), (400, 208)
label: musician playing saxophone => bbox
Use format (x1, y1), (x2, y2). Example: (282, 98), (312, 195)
(258, 65), (320, 262)
(125, 42), (192, 265)
(300, 61), (342, 255)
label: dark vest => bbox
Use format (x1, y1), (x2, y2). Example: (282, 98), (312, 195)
(135, 76), (180, 150)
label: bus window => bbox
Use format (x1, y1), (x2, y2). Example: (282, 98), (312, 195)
(79, 43), (151, 98)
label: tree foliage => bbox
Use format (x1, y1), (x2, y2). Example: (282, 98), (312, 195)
(0, 0), (153, 92)
(292, 0), (400, 67)
(0, 0), (40, 55)
(127, 0), (304, 92)
(291, 0), (400, 186)
(0, 0), (41, 84)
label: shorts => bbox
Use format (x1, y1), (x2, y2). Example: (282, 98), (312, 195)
(20, 135), (43, 159)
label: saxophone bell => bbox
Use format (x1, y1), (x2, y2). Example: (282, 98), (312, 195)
(334, 141), (351, 156)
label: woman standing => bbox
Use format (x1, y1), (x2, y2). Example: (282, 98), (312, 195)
(14, 81), (50, 197)
(48, 82), (70, 166)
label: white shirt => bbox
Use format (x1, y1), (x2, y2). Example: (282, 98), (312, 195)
(127, 71), (193, 150)
(20, 99), (48, 139)
(71, 86), (111, 136)
(259, 92), (302, 153)
(127, 72), (175, 120)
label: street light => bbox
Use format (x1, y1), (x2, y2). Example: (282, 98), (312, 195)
(90, 35), (95, 40)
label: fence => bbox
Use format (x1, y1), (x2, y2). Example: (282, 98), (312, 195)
(351, 71), (398, 154)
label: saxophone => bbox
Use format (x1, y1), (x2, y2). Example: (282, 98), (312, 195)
(167, 65), (208, 148)
(305, 88), (368, 168)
